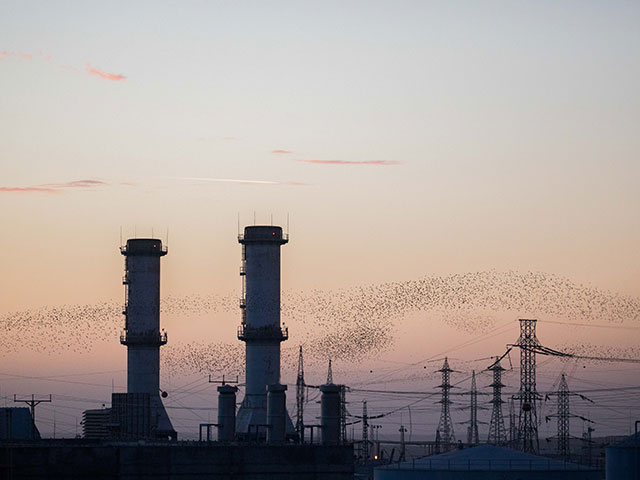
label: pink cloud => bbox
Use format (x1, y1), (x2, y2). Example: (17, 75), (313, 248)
(0, 186), (58, 194)
(271, 149), (293, 155)
(86, 65), (126, 81)
(2, 51), (125, 82)
(299, 159), (401, 166)
(1, 179), (109, 194)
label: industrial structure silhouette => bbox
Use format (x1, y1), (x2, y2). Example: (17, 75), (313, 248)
(0, 225), (638, 480)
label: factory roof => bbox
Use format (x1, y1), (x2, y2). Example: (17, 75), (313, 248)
(377, 445), (593, 471)
(609, 431), (640, 447)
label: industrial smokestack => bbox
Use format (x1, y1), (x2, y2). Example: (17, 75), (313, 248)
(236, 225), (294, 439)
(217, 385), (237, 442)
(320, 383), (341, 445)
(120, 238), (175, 440)
(266, 384), (287, 444)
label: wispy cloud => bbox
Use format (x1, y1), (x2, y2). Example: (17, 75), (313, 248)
(86, 65), (126, 81)
(0, 186), (58, 194)
(299, 159), (401, 166)
(0, 51), (126, 81)
(171, 176), (310, 186)
(271, 149), (293, 155)
(1, 179), (109, 195)
(41, 179), (109, 189)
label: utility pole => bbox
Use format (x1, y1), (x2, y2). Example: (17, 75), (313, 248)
(436, 357), (455, 450)
(487, 360), (507, 445)
(13, 394), (51, 440)
(467, 371), (479, 445)
(516, 319), (540, 454)
(582, 423), (595, 467)
(296, 346), (305, 443)
(399, 425), (407, 462)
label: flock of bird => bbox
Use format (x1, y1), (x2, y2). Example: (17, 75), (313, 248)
(1, 270), (638, 379)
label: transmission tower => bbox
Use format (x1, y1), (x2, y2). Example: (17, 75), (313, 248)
(327, 358), (333, 384)
(556, 374), (570, 459)
(436, 357), (456, 449)
(362, 400), (369, 463)
(546, 373), (594, 462)
(487, 360), (507, 445)
(509, 397), (517, 447)
(467, 371), (479, 445)
(516, 318), (540, 453)
(295, 345), (305, 443)
(339, 384), (347, 443)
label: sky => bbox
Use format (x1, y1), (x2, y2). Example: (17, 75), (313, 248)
(1, 1), (639, 440)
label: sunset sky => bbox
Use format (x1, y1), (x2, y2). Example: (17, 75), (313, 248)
(1, 1), (639, 439)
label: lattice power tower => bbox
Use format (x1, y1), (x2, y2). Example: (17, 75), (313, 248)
(295, 345), (305, 442)
(516, 318), (540, 453)
(547, 373), (593, 461)
(436, 357), (455, 448)
(467, 371), (479, 445)
(487, 359), (507, 445)
(555, 374), (570, 459)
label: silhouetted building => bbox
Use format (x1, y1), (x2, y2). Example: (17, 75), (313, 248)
(82, 408), (111, 440)
(606, 430), (640, 480)
(375, 445), (599, 480)
(0, 407), (40, 441)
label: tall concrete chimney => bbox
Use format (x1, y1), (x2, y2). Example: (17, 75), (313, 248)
(235, 226), (293, 439)
(120, 238), (175, 440)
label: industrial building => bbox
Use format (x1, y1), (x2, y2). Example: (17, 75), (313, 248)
(0, 408), (40, 441)
(81, 408), (111, 440)
(606, 428), (640, 480)
(0, 443), (353, 479)
(5, 225), (637, 479)
(0, 228), (353, 479)
(374, 445), (600, 480)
